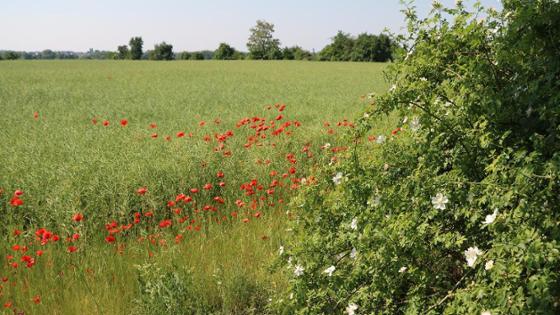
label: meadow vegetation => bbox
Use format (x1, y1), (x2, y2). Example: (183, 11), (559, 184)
(0, 60), (390, 314)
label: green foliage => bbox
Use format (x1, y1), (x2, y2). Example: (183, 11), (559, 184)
(279, 1), (560, 314)
(282, 46), (313, 61)
(177, 51), (191, 60)
(247, 20), (282, 60)
(319, 31), (354, 61)
(214, 43), (236, 60)
(190, 51), (205, 60)
(150, 42), (174, 60)
(319, 31), (395, 62)
(3, 51), (21, 60)
(117, 45), (130, 60)
(129, 37), (144, 60)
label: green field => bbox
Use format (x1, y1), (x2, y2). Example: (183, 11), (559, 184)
(0, 60), (390, 314)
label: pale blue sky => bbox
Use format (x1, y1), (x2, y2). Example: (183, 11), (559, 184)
(0, 0), (501, 52)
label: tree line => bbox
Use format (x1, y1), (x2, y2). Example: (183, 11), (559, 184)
(1, 20), (395, 62)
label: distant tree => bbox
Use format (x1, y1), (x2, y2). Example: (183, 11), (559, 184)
(40, 49), (56, 59)
(150, 42), (174, 60)
(247, 20), (281, 60)
(232, 51), (247, 60)
(190, 52), (205, 60)
(214, 43), (236, 60)
(282, 47), (295, 60)
(351, 33), (378, 62)
(117, 45), (130, 59)
(282, 46), (312, 60)
(4, 51), (20, 60)
(129, 37), (143, 60)
(293, 46), (313, 60)
(320, 31), (354, 61)
(200, 50), (214, 60)
(177, 51), (191, 60)
(375, 33), (395, 62)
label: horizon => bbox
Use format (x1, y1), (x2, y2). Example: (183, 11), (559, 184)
(0, 0), (501, 53)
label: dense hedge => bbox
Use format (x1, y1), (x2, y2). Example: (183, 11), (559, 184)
(276, 1), (560, 314)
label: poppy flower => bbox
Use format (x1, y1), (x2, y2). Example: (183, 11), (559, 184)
(190, 188), (199, 194)
(176, 131), (185, 138)
(72, 213), (84, 222)
(136, 187), (147, 195)
(158, 219), (172, 228)
(167, 201), (176, 207)
(32, 295), (41, 304)
(103, 120), (110, 126)
(14, 190), (23, 197)
(10, 197), (23, 207)
(203, 183), (213, 190)
(120, 119), (128, 127)
(3, 301), (12, 308)
(36, 250), (43, 256)
(242, 218), (250, 223)
(149, 123), (157, 129)
(218, 182), (226, 187)
(13, 229), (21, 236)
(34, 111), (39, 119)
(67, 246), (78, 253)
(151, 133), (158, 138)
(105, 235), (116, 243)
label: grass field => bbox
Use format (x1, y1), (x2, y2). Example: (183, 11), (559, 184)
(0, 60), (390, 314)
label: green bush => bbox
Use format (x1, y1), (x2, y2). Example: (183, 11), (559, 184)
(277, 1), (560, 314)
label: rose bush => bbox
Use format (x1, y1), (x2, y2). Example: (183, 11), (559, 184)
(276, 1), (560, 314)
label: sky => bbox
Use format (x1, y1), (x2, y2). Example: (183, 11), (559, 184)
(0, 0), (501, 52)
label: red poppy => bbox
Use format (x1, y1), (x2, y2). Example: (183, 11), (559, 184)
(72, 233), (80, 241)
(203, 183), (213, 190)
(190, 188), (199, 194)
(9, 197), (23, 207)
(137, 187), (147, 195)
(36, 250), (43, 256)
(105, 235), (116, 243)
(216, 171), (225, 178)
(120, 119), (128, 126)
(218, 181), (226, 187)
(14, 190), (23, 197)
(13, 229), (21, 236)
(34, 111), (39, 119)
(103, 120), (110, 126)
(32, 295), (41, 304)
(177, 131), (185, 138)
(151, 133), (158, 138)
(149, 123), (157, 129)
(67, 246), (78, 253)
(72, 213), (84, 222)
(3, 301), (12, 308)
(158, 219), (172, 228)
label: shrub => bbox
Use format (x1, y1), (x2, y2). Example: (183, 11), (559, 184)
(277, 1), (560, 314)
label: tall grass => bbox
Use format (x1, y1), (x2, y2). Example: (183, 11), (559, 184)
(0, 60), (389, 314)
